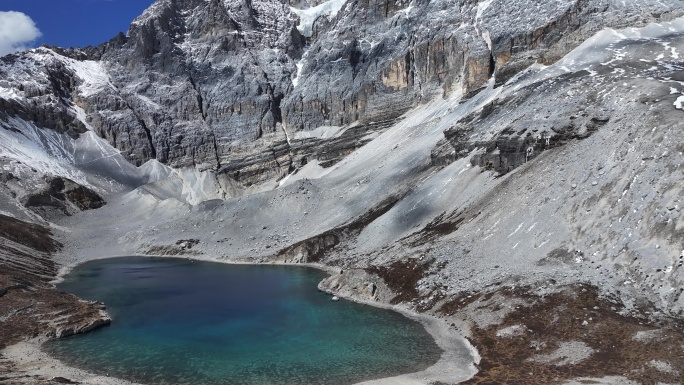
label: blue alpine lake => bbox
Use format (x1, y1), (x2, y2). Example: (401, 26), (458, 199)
(45, 257), (441, 385)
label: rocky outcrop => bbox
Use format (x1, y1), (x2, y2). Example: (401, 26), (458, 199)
(145, 238), (202, 255)
(469, 115), (609, 174)
(21, 176), (106, 219)
(218, 116), (400, 186)
(0, 179), (110, 351)
(51, 307), (112, 339)
(279, 232), (339, 263)
(433, 112), (610, 175)
(0, 53), (87, 139)
(432, 70), (612, 175)
(318, 268), (393, 303)
(275, 191), (404, 263)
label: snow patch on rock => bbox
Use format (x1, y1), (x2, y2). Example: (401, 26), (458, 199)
(674, 95), (684, 109)
(290, 0), (347, 37)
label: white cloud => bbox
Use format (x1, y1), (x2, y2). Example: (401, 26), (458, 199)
(0, 11), (42, 57)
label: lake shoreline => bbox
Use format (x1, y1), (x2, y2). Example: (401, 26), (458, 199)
(2, 254), (478, 385)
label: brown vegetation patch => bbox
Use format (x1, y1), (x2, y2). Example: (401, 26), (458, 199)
(0, 265), (108, 349)
(0, 216), (109, 383)
(367, 258), (433, 305)
(0, 215), (61, 253)
(438, 291), (482, 315)
(460, 284), (684, 385)
(401, 210), (481, 248)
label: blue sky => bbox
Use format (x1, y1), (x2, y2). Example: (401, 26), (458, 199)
(0, 0), (155, 49)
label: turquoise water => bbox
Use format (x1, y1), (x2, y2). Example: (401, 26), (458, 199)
(46, 257), (441, 385)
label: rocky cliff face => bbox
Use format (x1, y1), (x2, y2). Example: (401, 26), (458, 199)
(2, 0), (680, 188)
(94, 0), (303, 171)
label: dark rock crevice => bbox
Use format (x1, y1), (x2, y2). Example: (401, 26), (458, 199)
(212, 134), (222, 169)
(188, 76), (207, 121)
(488, 51), (495, 78)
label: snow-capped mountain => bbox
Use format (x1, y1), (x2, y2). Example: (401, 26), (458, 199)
(3, 0), (680, 183)
(2, 1), (684, 384)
